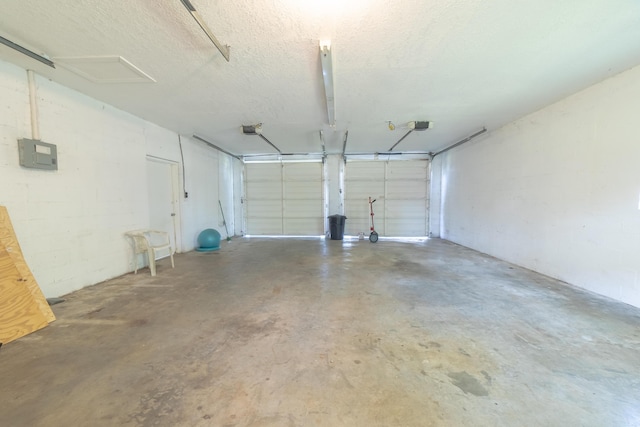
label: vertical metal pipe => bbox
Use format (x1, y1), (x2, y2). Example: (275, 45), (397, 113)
(27, 69), (40, 140)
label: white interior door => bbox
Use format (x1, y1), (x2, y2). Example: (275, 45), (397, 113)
(146, 157), (179, 253)
(245, 162), (323, 235)
(344, 160), (429, 237)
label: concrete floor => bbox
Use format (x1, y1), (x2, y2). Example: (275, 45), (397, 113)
(1, 238), (639, 426)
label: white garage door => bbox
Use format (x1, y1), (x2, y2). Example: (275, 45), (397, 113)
(245, 162), (324, 235)
(344, 160), (429, 237)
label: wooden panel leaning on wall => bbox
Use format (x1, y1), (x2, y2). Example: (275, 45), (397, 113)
(0, 206), (55, 345)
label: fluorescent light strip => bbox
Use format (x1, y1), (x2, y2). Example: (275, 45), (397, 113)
(319, 42), (335, 126)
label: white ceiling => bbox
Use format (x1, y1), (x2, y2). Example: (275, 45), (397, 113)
(1, 0), (640, 156)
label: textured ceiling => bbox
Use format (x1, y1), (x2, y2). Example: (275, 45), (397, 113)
(1, 0), (640, 155)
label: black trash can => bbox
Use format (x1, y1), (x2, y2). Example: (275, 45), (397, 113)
(328, 214), (347, 240)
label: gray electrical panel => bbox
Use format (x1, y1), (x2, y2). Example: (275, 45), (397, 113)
(18, 138), (58, 170)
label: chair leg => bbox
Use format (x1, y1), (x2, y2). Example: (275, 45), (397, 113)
(170, 248), (175, 269)
(148, 249), (157, 276)
(133, 254), (138, 274)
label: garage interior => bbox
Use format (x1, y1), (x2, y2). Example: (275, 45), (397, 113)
(1, 1), (639, 426)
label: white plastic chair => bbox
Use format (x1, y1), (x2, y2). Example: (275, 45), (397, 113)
(125, 230), (175, 276)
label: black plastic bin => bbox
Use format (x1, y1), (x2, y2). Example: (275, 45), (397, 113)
(328, 214), (347, 240)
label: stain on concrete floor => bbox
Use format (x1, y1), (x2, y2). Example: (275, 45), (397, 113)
(447, 371), (489, 396)
(1, 238), (639, 426)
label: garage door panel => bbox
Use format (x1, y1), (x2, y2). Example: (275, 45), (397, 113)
(246, 163), (282, 181)
(284, 181), (321, 199)
(386, 199), (427, 217)
(344, 200), (370, 218)
(284, 218), (323, 235)
(247, 200), (282, 217)
(386, 218), (426, 236)
(246, 181), (282, 199)
(344, 160), (429, 237)
(248, 218), (282, 235)
(245, 162), (323, 235)
(345, 182), (385, 199)
(344, 218), (372, 235)
(285, 163), (321, 180)
(284, 200), (322, 217)
(385, 181), (427, 199)
(387, 161), (428, 179)
(345, 162), (385, 180)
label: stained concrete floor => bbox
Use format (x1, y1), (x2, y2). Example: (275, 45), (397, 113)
(1, 238), (639, 426)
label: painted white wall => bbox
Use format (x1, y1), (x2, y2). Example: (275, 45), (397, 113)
(178, 138), (220, 250)
(0, 59), (238, 297)
(437, 63), (640, 308)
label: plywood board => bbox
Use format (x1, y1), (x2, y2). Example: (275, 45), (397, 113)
(0, 246), (49, 344)
(0, 206), (55, 323)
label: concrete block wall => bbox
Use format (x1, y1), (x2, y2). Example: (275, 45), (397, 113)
(435, 63), (640, 308)
(0, 59), (238, 297)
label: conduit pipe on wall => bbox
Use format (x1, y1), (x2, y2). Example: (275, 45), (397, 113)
(27, 69), (40, 140)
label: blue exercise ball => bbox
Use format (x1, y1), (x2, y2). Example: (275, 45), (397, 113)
(196, 228), (221, 252)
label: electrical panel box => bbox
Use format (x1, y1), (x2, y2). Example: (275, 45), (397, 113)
(18, 138), (58, 170)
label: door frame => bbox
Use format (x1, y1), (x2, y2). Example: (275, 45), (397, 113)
(146, 155), (182, 253)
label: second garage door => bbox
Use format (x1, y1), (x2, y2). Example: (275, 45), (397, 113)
(344, 160), (429, 237)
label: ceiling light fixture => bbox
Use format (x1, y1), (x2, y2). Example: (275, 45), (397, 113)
(319, 41), (335, 126)
(0, 35), (55, 68)
(388, 120), (433, 151)
(179, 0), (230, 62)
(241, 124), (281, 153)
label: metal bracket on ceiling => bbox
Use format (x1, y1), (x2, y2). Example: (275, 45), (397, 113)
(259, 134), (281, 154)
(193, 134), (241, 160)
(241, 124), (282, 154)
(0, 35), (55, 68)
(319, 130), (327, 163)
(341, 130), (349, 163)
(179, 0), (230, 62)
(432, 127), (487, 157)
(388, 130), (413, 152)
(319, 130), (326, 156)
(387, 121), (433, 152)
